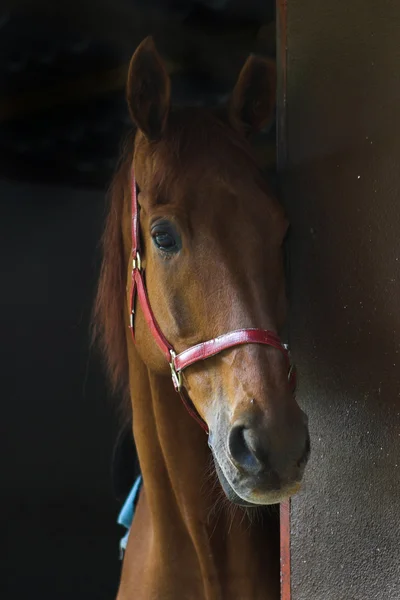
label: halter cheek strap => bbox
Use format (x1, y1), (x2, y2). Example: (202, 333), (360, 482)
(128, 171), (295, 434)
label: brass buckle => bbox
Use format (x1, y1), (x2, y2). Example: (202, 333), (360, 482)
(133, 252), (142, 271)
(169, 350), (182, 392)
(283, 344), (293, 382)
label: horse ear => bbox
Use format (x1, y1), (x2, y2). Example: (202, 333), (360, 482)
(228, 55), (276, 136)
(127, 37), (170, 140)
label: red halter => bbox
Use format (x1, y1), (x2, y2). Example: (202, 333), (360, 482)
(128, 171), (295, 433)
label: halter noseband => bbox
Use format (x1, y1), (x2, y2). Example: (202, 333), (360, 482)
(128, 171), (295, 434)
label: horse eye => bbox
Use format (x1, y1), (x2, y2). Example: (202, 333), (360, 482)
(151, 222), (180, 253)
(154, 232), (176, 249)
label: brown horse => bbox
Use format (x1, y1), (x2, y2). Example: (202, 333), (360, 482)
(94, 37), (309, 600)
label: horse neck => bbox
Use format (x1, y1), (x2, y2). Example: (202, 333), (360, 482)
(127, 343), (280, 598)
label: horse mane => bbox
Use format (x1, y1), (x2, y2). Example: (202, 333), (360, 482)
(92, 131), (134, 413)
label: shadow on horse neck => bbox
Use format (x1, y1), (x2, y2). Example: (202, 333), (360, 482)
(93, 37), (309, 600)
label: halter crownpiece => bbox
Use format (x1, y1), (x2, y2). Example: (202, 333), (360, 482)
(128, 170), (296, 434)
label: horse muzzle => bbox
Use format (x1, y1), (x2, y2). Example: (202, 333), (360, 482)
(208, 408), (310, 506)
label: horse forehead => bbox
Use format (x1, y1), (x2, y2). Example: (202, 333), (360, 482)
(135, 134), (285, 228)
(136, 127), (256, 189)
(167, 178), (285, 241)
(168, 164), (273, 205)
(192, 177), (284, 225)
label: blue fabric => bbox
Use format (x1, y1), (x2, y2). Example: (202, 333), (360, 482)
(117, 475), (142, 559)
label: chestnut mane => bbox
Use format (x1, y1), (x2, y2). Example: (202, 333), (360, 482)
(92, 132), (134, 409)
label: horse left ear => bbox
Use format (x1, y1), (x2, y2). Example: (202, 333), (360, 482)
(228, 55), (276, 136)
(127, 37), (170, 140)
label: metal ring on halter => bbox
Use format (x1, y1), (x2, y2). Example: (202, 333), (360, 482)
(133, 252), (142, 272)
(283, 344), (294, 382)
(169, 350), (183, 392)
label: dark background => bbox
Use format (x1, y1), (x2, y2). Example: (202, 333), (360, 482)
(1, 2), (276, 598)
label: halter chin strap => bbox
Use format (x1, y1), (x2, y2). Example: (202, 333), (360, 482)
(128, 171), (295, 434)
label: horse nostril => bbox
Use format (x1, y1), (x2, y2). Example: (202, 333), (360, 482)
(228, 424), (262, 474)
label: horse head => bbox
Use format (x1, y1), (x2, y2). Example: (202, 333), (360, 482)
(117, 37), (310, 506)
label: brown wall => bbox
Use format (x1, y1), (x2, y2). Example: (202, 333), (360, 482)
(281, 1), (400, 598)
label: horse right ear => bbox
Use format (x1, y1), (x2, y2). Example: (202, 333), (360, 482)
(127, 37), (171, 140)
(228, 55), (276, 136)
